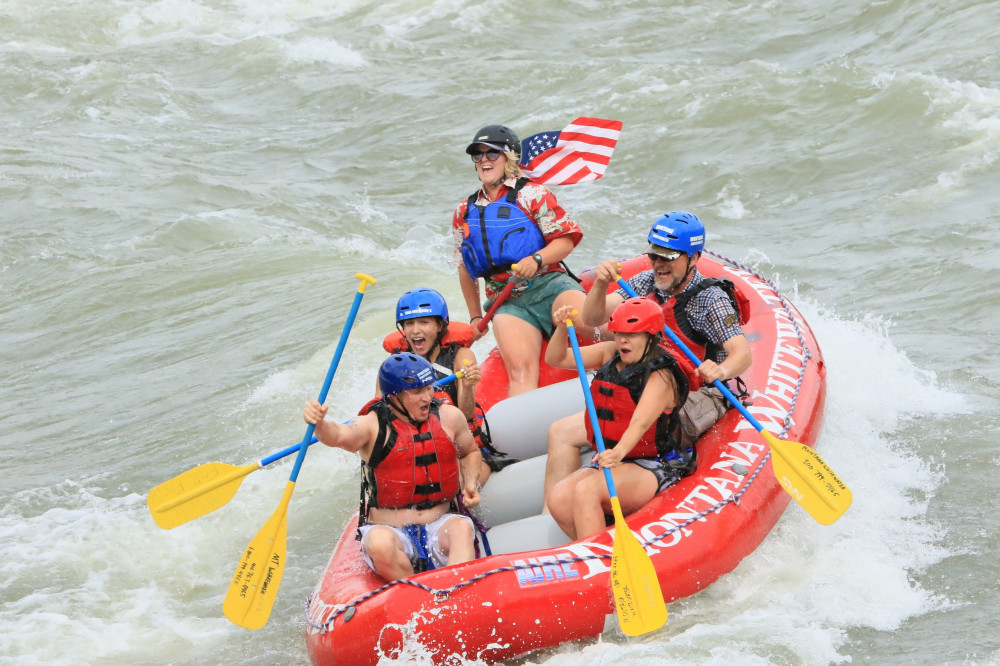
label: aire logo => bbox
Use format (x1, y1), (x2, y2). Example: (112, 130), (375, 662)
(511, 553), (582, 586)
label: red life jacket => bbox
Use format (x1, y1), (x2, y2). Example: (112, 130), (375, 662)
(656, 278), (750, 362)
(380, 323), (499, 458)
(359, 400), (461, 512)
(381, 322), (475, 354)
(382, 324), (476, 406)
(584, 350), (695, 470)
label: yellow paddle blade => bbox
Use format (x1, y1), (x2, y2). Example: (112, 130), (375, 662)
(223, 481), (293, 630)
(608, 498), (668, 636)
(147, 461), (259, 530)
(764, 432), (852, 525)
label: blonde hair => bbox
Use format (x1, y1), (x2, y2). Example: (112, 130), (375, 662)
(502, 150), (523, 180)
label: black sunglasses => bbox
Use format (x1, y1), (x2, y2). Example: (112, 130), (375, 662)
(646, 251), (684, 263)
(471, 149), (503, 163)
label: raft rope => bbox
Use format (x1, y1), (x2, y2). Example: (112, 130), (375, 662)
(305, 253), (813, 633)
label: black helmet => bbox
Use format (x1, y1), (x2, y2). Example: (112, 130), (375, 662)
(465, 124), (520, 155)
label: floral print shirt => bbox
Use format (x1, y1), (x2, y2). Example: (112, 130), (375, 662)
(452, 176), (583, 301)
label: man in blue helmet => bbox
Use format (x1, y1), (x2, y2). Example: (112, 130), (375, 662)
(303, 353), (482, 580)
(541, 212), (752, 509)
(583, 211), (751, 441)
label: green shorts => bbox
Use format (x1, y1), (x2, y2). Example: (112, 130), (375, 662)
(485, 271), (584, 337)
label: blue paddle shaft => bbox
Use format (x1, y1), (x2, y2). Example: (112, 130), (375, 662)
(259, 437), (318, 468)
(432, 372), (460, 387)
(287, 278), (372, 482)
(615, 277), (765, 435)
(566, 321), (619, 499)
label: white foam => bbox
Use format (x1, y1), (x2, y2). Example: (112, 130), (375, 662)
(0, 481), (233, 664)
(284, 37), (366, 67)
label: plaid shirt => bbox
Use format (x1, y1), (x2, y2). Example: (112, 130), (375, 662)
(615, 269), (743, 364)
(452, 176), (582, 301)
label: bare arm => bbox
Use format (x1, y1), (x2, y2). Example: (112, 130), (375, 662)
(458, 263), (482, 320)
(512, 235), (576, 280)
(452, 348), (480, 421)
(457, 264), (488, 341)
(545, 305), (616, 370)
(440, 403), (482, 508)
(581, 260), (625, 327)
(698, 334), (752, 384)
(303, 399), (377, 456)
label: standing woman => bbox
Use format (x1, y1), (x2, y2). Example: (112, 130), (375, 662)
(544, 298), (694, 540)
(452, 124), (594, 397)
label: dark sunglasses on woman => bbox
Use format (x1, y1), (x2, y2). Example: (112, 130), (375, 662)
(471, 149), (503, 163)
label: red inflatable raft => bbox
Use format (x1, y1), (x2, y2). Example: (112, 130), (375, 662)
(304, 253), (826, 665)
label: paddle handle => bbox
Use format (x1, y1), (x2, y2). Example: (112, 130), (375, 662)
(432, 370), (464, 388)
(476, 268), (518, 332)
(565, 318), (620, 500)
(288, 273), (375, 483)
(614, 277), (765, 435)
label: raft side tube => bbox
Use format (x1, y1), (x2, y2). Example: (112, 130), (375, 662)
(483, 379), (584, 460)
(485, 514), (572, 555)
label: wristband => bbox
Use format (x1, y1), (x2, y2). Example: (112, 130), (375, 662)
(470, 316), (483, 323)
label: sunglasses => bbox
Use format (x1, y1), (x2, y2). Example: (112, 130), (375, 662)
(471, 149), (503, 163)
(647, 251), (684, 263)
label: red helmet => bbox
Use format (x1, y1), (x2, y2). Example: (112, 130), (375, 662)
(608, 297), (664, 336)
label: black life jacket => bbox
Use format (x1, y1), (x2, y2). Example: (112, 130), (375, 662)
(585, 350), (696, 472)
(657, 277), (750, 362)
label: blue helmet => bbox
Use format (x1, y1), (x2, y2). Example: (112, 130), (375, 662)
(646, 211), (705, 257)
(378, 353), (437, 397)
(396, 288), (449, 324)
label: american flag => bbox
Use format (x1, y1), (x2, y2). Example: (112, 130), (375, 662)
(519, 117), (623, 186)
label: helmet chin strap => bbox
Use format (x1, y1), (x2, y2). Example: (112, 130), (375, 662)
(681, 257), (696, 287)
(640, 335), (657, 362)
(665, 255), (696, 296)
(388, 394), (420, 425)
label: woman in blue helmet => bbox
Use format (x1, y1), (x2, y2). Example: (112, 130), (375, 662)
(376, 288), (511, 483)
(377, 288), (481, 423)
(304, 353), (482, 580)
(451, 124), (596, 397)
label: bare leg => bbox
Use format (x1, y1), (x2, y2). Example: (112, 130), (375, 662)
(542, 411), (588, 513)
(547, 469), (587, 540)
(362, 526), (414, 581)
(550, 464), (660, 540)
(437, 516), (476, 565)
(492, 313), (543, 397)
(567, 471), (613, 539)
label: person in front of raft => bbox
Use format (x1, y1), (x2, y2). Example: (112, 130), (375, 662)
(377, 288), (512, 484)
(303, 353), (482, 580)
(542, 211), (752, 509)
(544, 298), (694, 540)
(452, 124), (596, 397)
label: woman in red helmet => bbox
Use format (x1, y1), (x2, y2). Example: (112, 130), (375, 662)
(543, 298), (697, 540)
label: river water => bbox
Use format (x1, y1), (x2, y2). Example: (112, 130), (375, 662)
(2, 0), (998, 664)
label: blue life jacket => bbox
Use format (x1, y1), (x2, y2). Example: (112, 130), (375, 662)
(460, 178), (545, 279)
